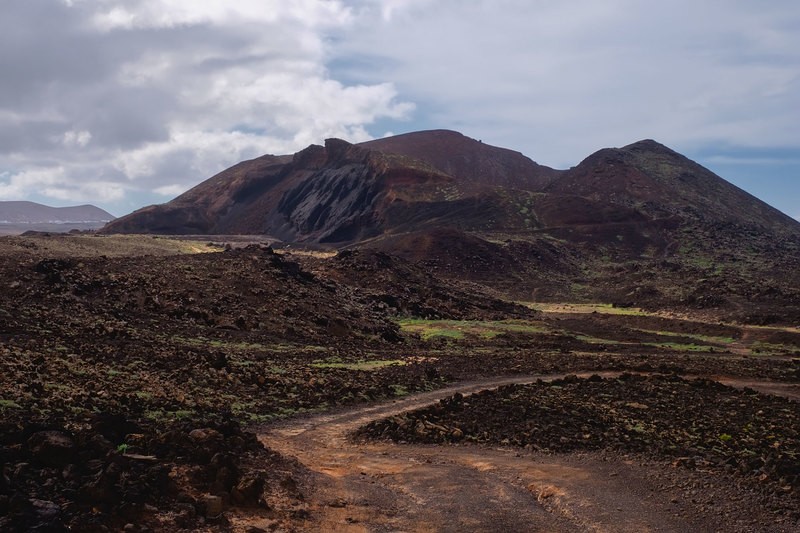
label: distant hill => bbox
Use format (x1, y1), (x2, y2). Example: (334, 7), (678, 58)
(0, 201), (114, 224)
(102, 130), (800, 322)
(0, 201), (114, 234)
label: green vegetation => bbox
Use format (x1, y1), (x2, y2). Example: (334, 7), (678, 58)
(751, 341), (798, 355)
(391, 384), (410, 397)
(170, 336), (268, 352)
(398, 318), (549, 341)
(527, 302), (652, 317)
(575, 335), (623, 345)
(643, 342), (716, 352)
(633, 329), (737, 346)
(169, 335), (327, 354)
(310, 357), (406, 371)
(0, 399), (21, 409)
(144, 408), (195, 421)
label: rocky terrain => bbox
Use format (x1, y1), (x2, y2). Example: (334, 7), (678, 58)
(4, 130), (800, 531)
(359, 374), (800, 522)
(0, 232), (798, 531)
(102, 130), (800, 323)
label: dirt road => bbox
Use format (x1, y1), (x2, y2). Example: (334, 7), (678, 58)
(251, 373), (799, 532)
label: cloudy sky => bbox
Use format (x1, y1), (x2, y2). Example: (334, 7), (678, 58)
(1, 0), (798, 220)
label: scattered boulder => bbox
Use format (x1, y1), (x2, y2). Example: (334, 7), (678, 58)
(27, 431), (75, 467)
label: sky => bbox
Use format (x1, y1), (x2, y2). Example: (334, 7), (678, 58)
(0, 0), (798, 220)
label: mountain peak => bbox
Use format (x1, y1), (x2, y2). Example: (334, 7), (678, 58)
(622, 139), (678, 156)
(359, 129), (559, 191)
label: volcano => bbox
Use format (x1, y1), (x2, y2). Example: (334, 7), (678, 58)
(103, 130), (800, 322)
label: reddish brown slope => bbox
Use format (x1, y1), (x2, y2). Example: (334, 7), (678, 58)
(103, 140), (455, 241)
(547, 139), (799, 233)
(360, 129), (561, 192)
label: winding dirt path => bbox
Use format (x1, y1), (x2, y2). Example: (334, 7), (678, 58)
(250, 373), (799, 532)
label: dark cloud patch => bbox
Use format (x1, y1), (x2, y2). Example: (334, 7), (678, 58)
(0, 118), (66, 153)
(0, 1), (119, 106)
(78, 86), (174, 149)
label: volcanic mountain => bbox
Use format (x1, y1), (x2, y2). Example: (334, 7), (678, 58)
(105, 130), (798, 241)
(104, 130), (563, 241)
(103, 130), (800, 321)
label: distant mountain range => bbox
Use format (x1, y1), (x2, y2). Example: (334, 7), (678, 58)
(0, 201), (114, 234)
(102, 129), (800, 322)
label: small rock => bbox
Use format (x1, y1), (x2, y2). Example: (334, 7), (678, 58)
(202, 494), (225, 517)
(189, 428), (223, 442)
(174, 502), (197, 528)
(31, 499), (61, 521)
(328, 497), (348, 508)
(27, 430), (75, 467)
(231, 472), (265, 506)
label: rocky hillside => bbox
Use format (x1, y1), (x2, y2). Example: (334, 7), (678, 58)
(102, 130), (800, 322)
(104, 130), (799, 242)
(548, 139), (798, 234)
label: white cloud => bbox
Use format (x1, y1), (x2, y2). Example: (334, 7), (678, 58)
(154, 184), (188, 196)
(91, 0), (352, 31)
(0, 0), (412, 212)
(0, 180), (25, 201)
(63, 130), (92, 148)
(0, 166), (125, 203)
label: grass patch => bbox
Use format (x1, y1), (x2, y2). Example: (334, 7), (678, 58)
(0, 399), (21, 409)
(145, 409), (195, 421)
(643, 342), (716, 352)
(751, 341), (798, 355)
(170, 336), (327, 354)
(574, 334), (623, 345)
(527, 302), (652, 316)
(170, 336), (268, 352)
(310, 358), (406, 371)
(633, 329), (737, 346)
(398, 319), (549, 341)
(391, 384), (410, 397)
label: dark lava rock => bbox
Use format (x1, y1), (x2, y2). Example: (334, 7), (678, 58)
(27, 431), (75, 467)
(231, 471), (266, 506)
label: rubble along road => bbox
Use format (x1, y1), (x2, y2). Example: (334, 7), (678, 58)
(249, 372), (799, 532)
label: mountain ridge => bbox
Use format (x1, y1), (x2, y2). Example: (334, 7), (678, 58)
(104, 130), (799, 241)
(93, 129), (800, 321)
(0, 201), (114, 224)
